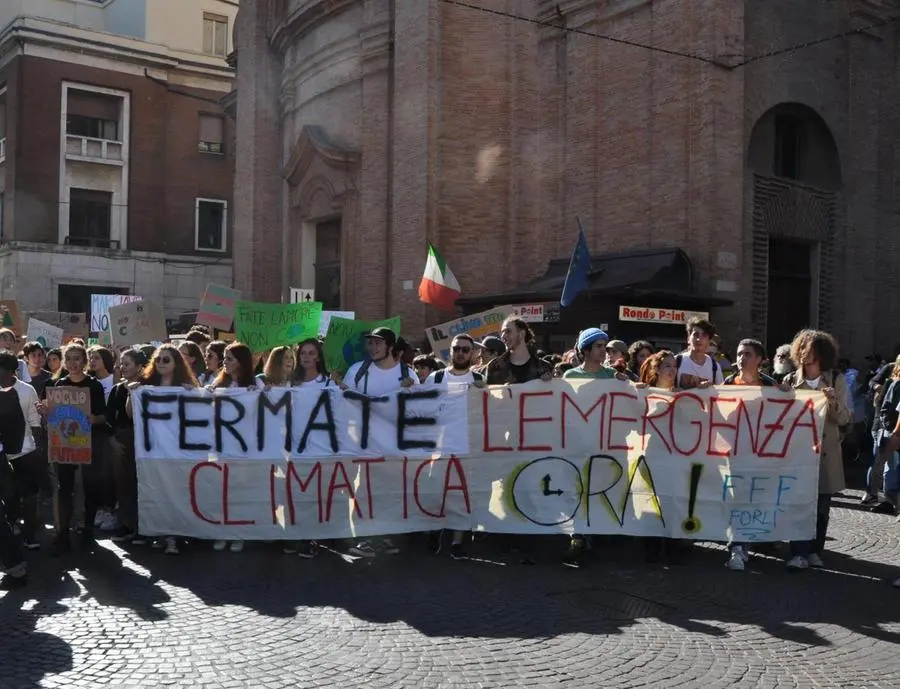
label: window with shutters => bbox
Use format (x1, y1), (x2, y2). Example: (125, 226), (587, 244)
(195, 198), (227, 252)
(66, 90), (121, 141)
(198, 114), (224, 154)
(202, 13), (229, 56)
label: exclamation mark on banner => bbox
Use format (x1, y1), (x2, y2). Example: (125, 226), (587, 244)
(681, 463), (704, 534)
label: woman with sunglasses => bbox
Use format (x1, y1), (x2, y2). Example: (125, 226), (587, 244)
(209, 342), (262, 553)
(125, 345), (199, 555)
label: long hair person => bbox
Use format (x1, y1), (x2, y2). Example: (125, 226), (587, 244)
(259, 346), (296, 386)
(212, 342), (258, 389)
(141, 345), (199, 388)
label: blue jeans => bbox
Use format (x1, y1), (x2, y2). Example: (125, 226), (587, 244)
(868, 430), (900, 495)
(789, 494), (831, 558)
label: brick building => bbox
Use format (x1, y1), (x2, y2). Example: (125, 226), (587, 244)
(0, 0), (239, 327)
(232, 0), (900, 359)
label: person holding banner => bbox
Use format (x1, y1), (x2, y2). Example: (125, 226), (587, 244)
(178, 342), (207, 382)
(485, 318), (552, 385)
(257, 346), (296, 387)
(783, 329), (852, 571)
(126, 344), (201, 555)
(0, 367), (29, 589)
(209, 342), (263, 553)
(334, 327), (416, 558)
(293, 339), (331, 389)
(38, 345), (108, 555)
(200, 341), (227, 386)
(562, 328), (616, 380)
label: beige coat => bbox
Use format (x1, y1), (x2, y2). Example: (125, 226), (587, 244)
(788, 369), (853, 494)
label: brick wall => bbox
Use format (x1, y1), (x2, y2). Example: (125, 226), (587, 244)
(4, 55), (234, 256)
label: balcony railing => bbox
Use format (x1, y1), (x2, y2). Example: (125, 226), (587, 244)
(65, 235), (120, 249)
(65, 135), (124, 165)
(0, 137), (6, 164)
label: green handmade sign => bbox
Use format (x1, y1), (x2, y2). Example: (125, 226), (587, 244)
(234, 300), (323, 352)
(323, 315), (402, 375)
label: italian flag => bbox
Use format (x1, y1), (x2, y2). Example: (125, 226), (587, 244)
(418, 242), (461, 311)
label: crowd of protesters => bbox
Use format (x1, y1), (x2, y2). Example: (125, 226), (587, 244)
(0, 315), (898, 590)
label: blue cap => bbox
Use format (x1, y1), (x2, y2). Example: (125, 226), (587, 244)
(577, 328), (609, 351)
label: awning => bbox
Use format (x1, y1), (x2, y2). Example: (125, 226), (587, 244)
(456, 248), (732, 308)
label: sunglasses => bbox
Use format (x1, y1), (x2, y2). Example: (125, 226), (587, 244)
(452, 346), (472, 353)
(156, 357), (173, 364)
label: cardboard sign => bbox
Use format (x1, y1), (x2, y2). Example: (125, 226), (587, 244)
(47, 386), (93, 464)
(425, 306), (510, 361)
(108, 300), (168, 347)
(319, 310), (355, 337)
(618, 305), (710, 325)
(197, 283), (240, 331)
(26, 318), (64, 349)
(26, 311), (89, 342)
(323, 315), (401, 374)
(133, 382), (825, 542)
(0, 299), (23, 335)
(91, 294), (143, 334)
(233, 300), (323, 353)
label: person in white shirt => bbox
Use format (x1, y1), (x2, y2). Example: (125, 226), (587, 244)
(333, 327), (415, 558)
(293, 339), (332, 390)
(0, 350), (41, 549)
(0, 329), (29, 384)
(676, 317), (725, 389)
(426, 334), (485, 389)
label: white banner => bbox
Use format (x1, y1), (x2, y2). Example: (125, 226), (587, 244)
(134, 381), (825, 542)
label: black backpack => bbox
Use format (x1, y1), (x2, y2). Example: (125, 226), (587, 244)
(354, 359), (412, 394)
(433, 369), (484, 384)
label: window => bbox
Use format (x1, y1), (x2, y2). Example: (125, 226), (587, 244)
(774, 115), (802, 180)
(66, 90), (121, 141)
(198, 114), (224, 154)
(203, 13), (229, 56)
(68, 188), (112, 247)
(195, 198), (227, 252)
(315, 218), (342, 309)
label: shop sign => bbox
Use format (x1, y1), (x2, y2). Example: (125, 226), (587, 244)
(618, 305), (709, 325)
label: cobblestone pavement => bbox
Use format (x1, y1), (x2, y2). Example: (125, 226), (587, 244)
(1, 490), (899, 689)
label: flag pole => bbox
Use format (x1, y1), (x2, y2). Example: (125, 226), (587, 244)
(575, 216), (591, 303)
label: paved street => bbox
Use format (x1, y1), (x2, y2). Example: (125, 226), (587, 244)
(1, 489), (899, 689)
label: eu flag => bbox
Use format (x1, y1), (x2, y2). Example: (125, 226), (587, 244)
(560, 226), (592, 307)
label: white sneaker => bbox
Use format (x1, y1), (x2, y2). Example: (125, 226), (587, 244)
(786, 555), (809, 570)
(349, 541), (377, 558)
(807, 553), (824, 568)
(727, 549), (745, 571)
(164, 536), (179, 556)
(213, 540), (227, 551)
(229, 540), (244, 553)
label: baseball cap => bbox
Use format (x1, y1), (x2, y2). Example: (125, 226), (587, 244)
(365, 327), (397, 348)
(606, 339), (628, 355)
(576, 328), (609, 351)
(477, 336), (506, 355)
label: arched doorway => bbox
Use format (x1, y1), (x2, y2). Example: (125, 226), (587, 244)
(747, 103), (842, 353)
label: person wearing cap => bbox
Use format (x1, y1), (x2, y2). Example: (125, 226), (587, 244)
(563, 328), (616, 380)
(475, 336), (505, 369)
(332, 327), (416, 559)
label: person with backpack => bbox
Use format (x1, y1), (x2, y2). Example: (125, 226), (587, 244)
(425, 334), (485, 389)
(676, 317), (724, 389)
(0, 351), (29, 589)
(332, 327), (416, 558)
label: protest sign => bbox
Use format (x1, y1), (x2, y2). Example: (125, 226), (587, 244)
(0, 299), (23, 335)
(26, 318), (64, 349)
(319, 310), (355, 337)
(133, 381), (826, 542)
(108, 300), (168, 346)
(426, 306), (510, 360)
(26, 311), (89, 342)
(197, 284), (240, 331)
(46, 386), (93, 464)
(323, 315), (401, 374)
(234, 300), (323, 352)
(91, 294), (143, 334)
